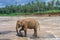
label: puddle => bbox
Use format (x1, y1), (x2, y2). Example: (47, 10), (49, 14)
(16, 33), (55, 39)
(0, 39), (10, 40)
(0, 17), (60, 40)
(0, 31), (16, 35)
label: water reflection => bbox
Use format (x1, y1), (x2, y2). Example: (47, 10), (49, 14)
(0, 39), (10, 40)
(0, 31), (15, 35)
(16, 33), (55, 40)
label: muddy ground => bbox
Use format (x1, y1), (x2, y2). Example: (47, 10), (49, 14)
(0, 16), (60, 40)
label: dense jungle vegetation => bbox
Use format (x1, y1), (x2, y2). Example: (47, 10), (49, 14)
(0, 0), (60, 16)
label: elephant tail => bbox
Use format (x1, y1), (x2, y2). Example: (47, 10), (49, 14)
(37, 22), (40, 31)
(38, 21), (40, 31)
(38, 23), (40, 31)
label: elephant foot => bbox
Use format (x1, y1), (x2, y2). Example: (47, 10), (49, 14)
(33, 34), (37, 37)
(17, 34), (23, 37)
(33, 34), (35, 36)
(33, 35), (39, 38)
(17, 32), (23, 37)
(24, 35), (27, 37)
(33, 34), (39, 38)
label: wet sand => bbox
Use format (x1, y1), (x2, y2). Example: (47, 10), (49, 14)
(0, 16), (60, 40)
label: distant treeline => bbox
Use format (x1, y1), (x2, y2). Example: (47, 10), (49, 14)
(0, 0), (60, 14)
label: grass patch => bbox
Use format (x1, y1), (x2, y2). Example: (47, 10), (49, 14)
(0, 10), (60, 16)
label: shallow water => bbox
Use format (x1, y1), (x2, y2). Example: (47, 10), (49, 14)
(0, 16), (60, 40)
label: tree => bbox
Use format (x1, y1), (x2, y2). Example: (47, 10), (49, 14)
(36, 0), (40, 13)
(56, 0), (60, 10)
(47, 0), (55, 10)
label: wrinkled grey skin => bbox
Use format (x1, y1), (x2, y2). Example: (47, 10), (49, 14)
(16, 18), (40, 37)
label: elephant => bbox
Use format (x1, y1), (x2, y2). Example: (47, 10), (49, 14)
(16, 18), (40, 37)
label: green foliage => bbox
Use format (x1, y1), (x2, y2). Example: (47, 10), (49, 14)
(0, 0), (60, 16)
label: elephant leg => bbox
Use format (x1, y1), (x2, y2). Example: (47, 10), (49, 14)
(16, 24), (19, 35)
(24, 27), (27, 37)
(18, 27), (24, 36)
(24, 30), (27, 37)
(19, 28), (23, 35)
(33, 28), (37, 37)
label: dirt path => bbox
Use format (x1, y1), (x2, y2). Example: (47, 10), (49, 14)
(0, 16), (60, 40)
